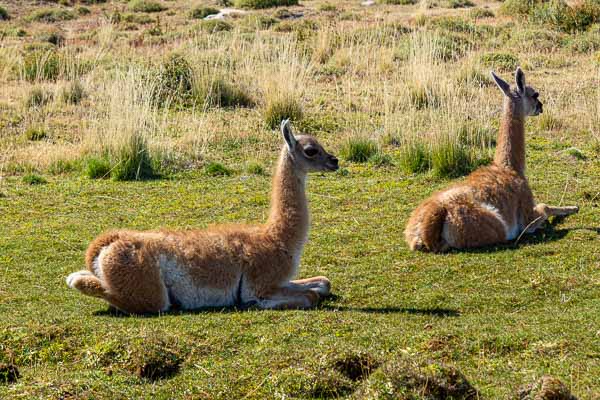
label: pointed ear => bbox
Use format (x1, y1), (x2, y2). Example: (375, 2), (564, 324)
(491, 71), (511, 97)
(280, 119), (297, 151)
(515, 67), (526, 94)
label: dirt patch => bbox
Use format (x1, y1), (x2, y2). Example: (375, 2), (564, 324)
(0, 363), (20, 384)
(518, 376), (578, 400)
(353, 354), (478, 400)
(129, 337), (183, 381)
(331, 352), (380, 382)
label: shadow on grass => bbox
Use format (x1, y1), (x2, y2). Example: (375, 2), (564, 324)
(94, 298), (459, 318)
(318, 305), (460, 317)
(455, 216), (588, 254)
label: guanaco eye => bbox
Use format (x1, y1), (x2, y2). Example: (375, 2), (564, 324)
(304, 147), (318, 157)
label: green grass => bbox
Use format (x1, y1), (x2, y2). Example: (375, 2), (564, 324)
(25, 87), (53, 108)
(339, 138), (378, 163)
(0, 138), (598, 398)
(189, 6), (219, 19)
(28, 8), (75, 22)
(204, 161), (233, 176)
(234, 0), (299, 9)
(60, 81), (85, 105)
(0, 6), (9, 20)
(85, 157), (111, 179)
(264, 96), (303, 129)
(21, 173), (47, 185)
(24, 127), (48, 141)
(128, 0), (166, 13)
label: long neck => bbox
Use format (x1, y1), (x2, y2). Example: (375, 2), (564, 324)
(494, 97), (526, 175)
(266, 147), (309, 249)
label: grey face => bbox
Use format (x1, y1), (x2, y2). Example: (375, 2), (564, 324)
(521, 86), (543, 116)
(280, 120), (339, 173)
(491, 67), (543, 117)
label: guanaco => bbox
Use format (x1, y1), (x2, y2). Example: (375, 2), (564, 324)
(404, 68), (578, 252)
(67, 120), (339, 313)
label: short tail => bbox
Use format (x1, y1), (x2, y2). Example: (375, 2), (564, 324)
(406, 200), (448, 253)
(66, 270), (107, 298)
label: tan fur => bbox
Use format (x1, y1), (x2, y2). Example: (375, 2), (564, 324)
(405, 68), (578, 252)
(67, 121), (339, 313)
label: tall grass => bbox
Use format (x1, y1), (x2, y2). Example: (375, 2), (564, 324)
(87, 66), (164, 180)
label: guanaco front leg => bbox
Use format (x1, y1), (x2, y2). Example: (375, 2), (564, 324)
(257, 285), (321, 310)
(527, 203), (579, 233)
(290, 276), (331, 297)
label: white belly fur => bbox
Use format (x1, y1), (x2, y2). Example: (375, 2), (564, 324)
(158, 255), (239, 309)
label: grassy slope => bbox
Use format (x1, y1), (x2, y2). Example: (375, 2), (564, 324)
(1, 137), (599, 398)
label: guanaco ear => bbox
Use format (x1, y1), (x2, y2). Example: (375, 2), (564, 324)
(515, 67), (526, 94)
(280, 119), (297, 152)
(491, 71), (511, 97)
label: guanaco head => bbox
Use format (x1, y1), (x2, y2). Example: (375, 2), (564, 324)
(491, 67), (543, 117)
(280, 119), (339, 172)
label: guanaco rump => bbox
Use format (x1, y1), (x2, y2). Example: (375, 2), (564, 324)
(404, 68), (579, 252)
(66, 120), (339, 313)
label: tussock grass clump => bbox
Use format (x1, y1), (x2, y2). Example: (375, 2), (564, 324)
(48, 159), (79, 175)
(204, 162), (232, 176)
(129, 0), (166, 13)
(378, 0), (417, 4)
(22, 173), (48, 185)
(0, 363), (19, 383)
(469, 8), (494, 19)
(38, 30), (65, 46)
(264, 97), (303, 129)
(399, 141), (430, 174)
(354, 354), (479, 399)
(28, 8), (75, 22)
(518, 376), (578, 400)
(456, 65), (493, 87)
(531, 0), (600, 32)
(198, 78), (255, 108)
(20, 50), (61, 81)
(564, 146), (586, 160)
(340, 138), (378, 163)
(234, 0), (298, 9)
(199, 19), (233, 33)
(246, 162), (265, 175)
(25, 127), (48, 141)
(154, 53), (195, 107)
(110, 133), (156, 181)
(77, 6), (91, 15)
(85, 157), (111, 179)
(60, 81), (85, 104)
(447, 0), (475, 8)
(431, 139), (475, 178)
(480, 52), (519, 72)
(26, 87), (53, 108)
(538, 113), (563, 131)
(408, 83), (441, 109)
(499, 0), (544, 16)
(0, 6), (10, 21)
(190, 6), (219, 19)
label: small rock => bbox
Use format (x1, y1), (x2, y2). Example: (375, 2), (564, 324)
(362, 0), (376, 6)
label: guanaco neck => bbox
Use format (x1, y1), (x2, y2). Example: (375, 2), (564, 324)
(266, 147), (309, 251)
(494, 97), (526, 176)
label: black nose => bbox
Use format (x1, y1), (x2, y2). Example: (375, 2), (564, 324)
(329, 156), (338, 166)
(538, 102), (543, 113)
